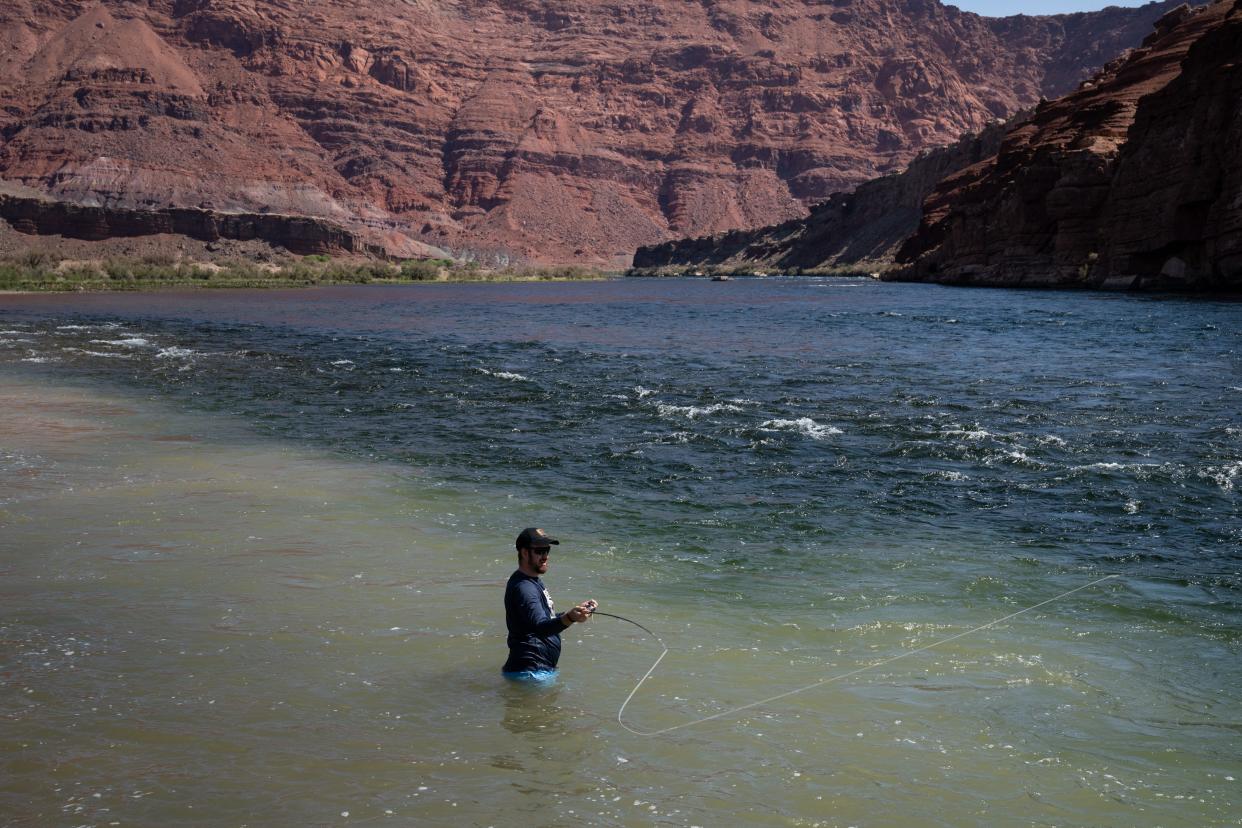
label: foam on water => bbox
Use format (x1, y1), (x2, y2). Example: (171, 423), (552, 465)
(62, 347), (136, 359)
(1076, 461), (1158, 472)
(478, 367), (530, 381)
(655, 401), (744, 419)
(943, 426), (995, 440)
(758, 417), (842, 440)
(1201, 461), (1242, 490)
(91, 337), (151, 347)
(1070, 461), (1185, 483)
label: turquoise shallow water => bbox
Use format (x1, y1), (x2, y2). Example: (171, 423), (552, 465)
(0, 278), (1239, 825)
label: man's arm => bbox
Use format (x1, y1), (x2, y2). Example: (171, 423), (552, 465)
(512, 580), (571, 636)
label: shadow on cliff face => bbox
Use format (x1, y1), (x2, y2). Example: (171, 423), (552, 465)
(892, 0), (1242, 292)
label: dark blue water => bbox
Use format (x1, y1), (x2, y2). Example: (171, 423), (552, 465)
(2, 278), (1239, 598)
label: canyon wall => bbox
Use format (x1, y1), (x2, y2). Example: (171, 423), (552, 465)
(895, 0), (1240, 290)
(1092, 0), (1242, 288)
(0, 0), (1192, 263)
(636, 0), (1240, 292)
(631, 120), (1009, 271)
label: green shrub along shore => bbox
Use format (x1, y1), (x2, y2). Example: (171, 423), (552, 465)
(623, 262), (890, 278)
(0, 252), (608, 291)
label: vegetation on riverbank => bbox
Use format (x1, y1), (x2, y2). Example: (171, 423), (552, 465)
(0, 252), (608, 291)
(624, 262), (893, 279)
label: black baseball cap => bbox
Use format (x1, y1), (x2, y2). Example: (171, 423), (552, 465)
(516, 527), (559, 551)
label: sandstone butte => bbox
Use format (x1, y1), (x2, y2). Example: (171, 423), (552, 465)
(0, 0), (1193, 266)
(634, 0), (1240, 291)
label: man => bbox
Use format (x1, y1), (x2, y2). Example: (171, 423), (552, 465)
(503, 527), (597, 681)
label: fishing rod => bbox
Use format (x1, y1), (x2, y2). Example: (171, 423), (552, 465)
(590, 573), (1120, 737)
(587, 609), (667, 646)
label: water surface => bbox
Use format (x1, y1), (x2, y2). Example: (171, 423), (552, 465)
(1, 279), (1238, 826)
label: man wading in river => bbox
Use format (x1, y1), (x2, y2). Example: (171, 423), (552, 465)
(503, 528), (597, 682)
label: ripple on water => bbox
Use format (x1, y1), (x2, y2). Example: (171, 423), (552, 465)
(0, 280), (1238, 827)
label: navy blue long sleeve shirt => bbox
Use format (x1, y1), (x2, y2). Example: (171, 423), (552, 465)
(503, 571), (565, 672)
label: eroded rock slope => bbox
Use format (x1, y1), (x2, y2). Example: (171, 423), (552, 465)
(896, 0), (1240, 289)
(0, 0), (1191, 262)
(631, 120), (1009, 271)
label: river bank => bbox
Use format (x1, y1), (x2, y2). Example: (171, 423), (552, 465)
(0, 253), (610, 292)
(624, 263), (890, 279)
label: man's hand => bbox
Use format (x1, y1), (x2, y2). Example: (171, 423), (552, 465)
(564, 599), (597, 624)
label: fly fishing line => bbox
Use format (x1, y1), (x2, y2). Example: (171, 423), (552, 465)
(595, 573), (1120, 737)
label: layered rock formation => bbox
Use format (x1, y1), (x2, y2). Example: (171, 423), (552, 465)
(896, 0), (1240, 289)
(631, 120), (1009, 271)
(0, 192), (385, 257)
(1092, 0), (1242, 287)
(0, 0), (1192, 263)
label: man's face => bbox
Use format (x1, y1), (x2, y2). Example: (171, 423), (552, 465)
(523, 546), (551, 575)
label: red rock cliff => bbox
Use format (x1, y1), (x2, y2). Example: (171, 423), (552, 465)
(895, 0), (1240, 290)
(1095, 0), (1242, 287)
(631, 120), (1008, 271)
(0, 0), (1193, 264)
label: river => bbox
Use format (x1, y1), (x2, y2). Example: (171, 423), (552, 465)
(1, 278), (1238, 826)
